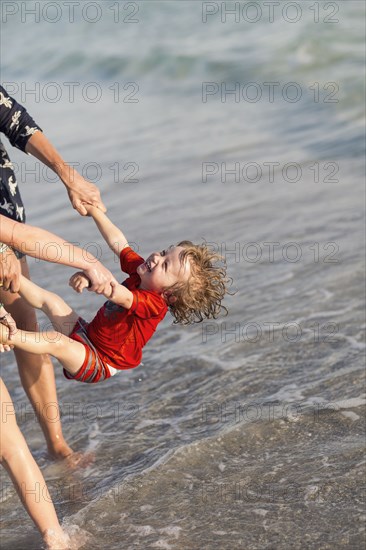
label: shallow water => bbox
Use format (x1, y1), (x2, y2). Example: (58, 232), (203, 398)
(1, 1), (365, 548)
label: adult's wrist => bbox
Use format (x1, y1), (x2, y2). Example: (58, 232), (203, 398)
(56, 163), (76, 188)
(83, 259), (102, 276)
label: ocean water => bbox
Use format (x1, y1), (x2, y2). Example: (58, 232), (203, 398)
(0, 1), (365, 549)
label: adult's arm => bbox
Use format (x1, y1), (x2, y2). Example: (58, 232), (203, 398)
(0, 85), (106, 215)
(0, 215), (118, 293)
(25, 131), (106, 215)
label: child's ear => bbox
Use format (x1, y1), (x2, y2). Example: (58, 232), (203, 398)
(163, 290), (177, 305)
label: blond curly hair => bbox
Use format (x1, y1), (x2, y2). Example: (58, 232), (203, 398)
(166, 240), (230, 325)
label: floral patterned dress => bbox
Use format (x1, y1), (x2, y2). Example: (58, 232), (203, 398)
(0, 84), (42, 226)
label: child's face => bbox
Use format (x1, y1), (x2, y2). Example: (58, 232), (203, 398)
(137, 245), (191, 295)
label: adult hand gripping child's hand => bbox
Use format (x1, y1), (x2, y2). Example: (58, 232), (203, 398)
(80, 202), (96, 217)
(67, 174), (106, 217)
(0, 246), (21, 293)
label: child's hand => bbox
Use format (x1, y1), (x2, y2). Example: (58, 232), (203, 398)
(0, 309), (17, 351)
(69, 272), (91, 293)
(81, 203), (98, 217)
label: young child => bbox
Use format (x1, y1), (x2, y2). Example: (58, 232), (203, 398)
(0, 206), (228, 383)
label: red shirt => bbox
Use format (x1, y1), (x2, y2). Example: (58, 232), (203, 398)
(86, 247), (168, 370)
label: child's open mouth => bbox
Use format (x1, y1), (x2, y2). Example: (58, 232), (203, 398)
(145, 259), (152, 272)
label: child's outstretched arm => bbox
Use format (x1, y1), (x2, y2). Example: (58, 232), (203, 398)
(84, 205), (128, 257)
(107, 281), (133, 309)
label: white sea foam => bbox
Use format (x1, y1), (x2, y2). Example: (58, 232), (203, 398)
(306, 307), (352, 320)
(135, 418), (172, 430)
(341, 411), (360, 421)
(61, 524), (90, 550)
(158, 526), (182, 539)
(319, 289), (334, 301)
(294, 44), (313, 66)
(332, 397), (366, 409)
(253, 509), (268, 517)
(304, 485), (323, 503)
(131, 524), (156, 536)
(215, 353), (264, 371)
(267, 383), (305, 403)
(343, 335), (366, 351)
(151, 540), (172, 549)
(140, 504), (153, 511)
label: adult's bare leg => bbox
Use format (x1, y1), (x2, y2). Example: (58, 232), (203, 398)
(0, 378), (70, 550)
(0, 257), (73, 459)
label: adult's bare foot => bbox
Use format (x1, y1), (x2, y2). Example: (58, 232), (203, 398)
(47, 439), (74, 460)
(48, 442), (95, 470)
(43, 528), (71, 550)
(64, 450), (96, 470)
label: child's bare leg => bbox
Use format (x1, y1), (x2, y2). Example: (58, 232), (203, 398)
(0, 324), (85, 376)
(19, 275), (79, 337)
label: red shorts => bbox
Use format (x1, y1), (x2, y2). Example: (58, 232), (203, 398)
(64, 318), (119, 384)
